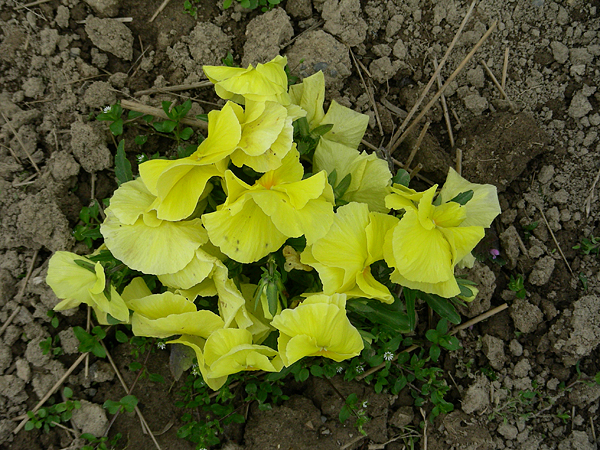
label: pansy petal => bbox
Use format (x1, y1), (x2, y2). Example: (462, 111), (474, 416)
(321, 100), (369, 149)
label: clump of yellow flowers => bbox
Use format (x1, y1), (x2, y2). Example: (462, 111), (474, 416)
(46, 55), (500, 390)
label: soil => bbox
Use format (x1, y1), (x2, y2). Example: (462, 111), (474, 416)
(1, 0), (599, 449)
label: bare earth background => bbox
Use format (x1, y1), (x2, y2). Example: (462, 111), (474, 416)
(0, 0), (599, 449)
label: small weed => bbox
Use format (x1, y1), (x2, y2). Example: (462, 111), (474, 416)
(522, 221), (538, 240)
(573, 235), (600, 255)
(24, 388), (80, 433)
(39, 335), (63, 357)
(103, 395), (139, 415)
(223, 0), (281, 12)
(73, 199), (108, 248)
(508, 274), (527, 299)
(47, 310), (59, 328)
(183, 0), (198, 17)
(73, 326), (106, 358)
(81, 432), (123, 450)
(339, 393), (369, 435)
(425, 319), (461, 363)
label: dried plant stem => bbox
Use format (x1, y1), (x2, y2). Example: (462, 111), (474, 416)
(583, 166), (600, 217)
(349, 48), (384, 136)
(356, 303), (508, 381)
(421, 408), (428, 449)
(120, 99), (208, 131)
(0, 307), (21, 337)
(406, 122), (430, 169)
(434, 57), (455, 148)
(388, 0), (477, 152)
(536, 204), (574, 276)
(409, 162), (423, 179)
(389, 20), (498, 154)
(481, 60), (516, 112)
(456, 148), (463, 175)
(501, 48), (510, 90)
(149, 0), (171, 22)
(134, 81), (212, 96)
(15, 0), (51, 9)
(13, 352), (88, 434)
(100, 340), (163, 450)
(391, 157), (435, 185)
(0, 110), (41, 174)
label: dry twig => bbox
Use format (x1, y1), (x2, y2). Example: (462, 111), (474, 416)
(405, 122), (430, 169)
(389, 20), (498, 154)
(456, 147), (462, 175)
(501, 47), (510, 90)
(536, 204), (574, 276)
(387, 0), (477, 153)
(481, 60), (516, 112)
(149, 0), (171, 22)
(583, 166), (600, 217)
(433, 57), (455, 148)
(134, 81), (212, 96)
(120, 99), (208, 131)
(0, 110), (41, 174)
(349, 48), (384, 136)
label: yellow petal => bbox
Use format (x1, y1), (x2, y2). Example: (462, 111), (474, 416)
(439, 167), (501, 227)
(389, 270), (461, 298)
(168, 335), (227, 391)
(108, 178), (155, 225)
(158, 247), (219, 290)
(101, 209), (208, 275)
(121, 277), (153, 307)
(321, 100), (369, 149)
(289, 71), (325, 129)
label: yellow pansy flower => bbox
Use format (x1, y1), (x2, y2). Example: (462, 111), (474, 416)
(271, 293), (363, 366)
(203, 55), (290, 105)
(313, 139), (392, 213)
(46, 252), (129, 324)
(301, 202), (398, 303)
(383, 185), (485, 298)
(100, 178), (208, 275)
(167, 335), (226, 391)
(128, 291), (224, 339)
(202, 148), (335, 263)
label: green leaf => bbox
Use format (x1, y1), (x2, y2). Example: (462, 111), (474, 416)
(128, 110), (145, 119)
(120, 395), (138, 412)
(134, 135), (148, 146)
(327, 169), (337, 188)
(103, 399), (122, 415)
(298, 367), (310, 382)
(339, 405), (351, 424)
(179, 127), (193, 141)
(310, 365), (324, 378)
(310, 123), (333, 138)
(109, 118), (123, 136)
(115, 140), (133, 186)
(421, 292), (461, 325)
(115, 330), (128, 343)
(153, 120), (177, 133)
(333, 173), (352, 200)
(129, 361), (142, 372)
(404, 288), (416, 331)
(449, 190), (474, 205)
(149, 373), (165, 383)
(392, 169), (411, 187)
(73, 259), (96, 272)
(63, 387), (73, 399)
(223, 0), (232, 8)
(429, 344), (441, 362)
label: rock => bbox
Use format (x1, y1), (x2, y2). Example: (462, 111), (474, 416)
(322, 0), (367, 47)
(509, 339), (523, 357)
(15, 359), (31, 382)
(510, 298), (544, 333)
(286, 30), (352, 91)
(499, 225), (521, 270)
(59, 328), (80, 355)
(528, 256), (555, 286)
(461, 375), (490, 414)
(70, 121), (112, 173)
(32, 360), (66, 399)
(0, 269), (16, 308)
(49, 151), (80, 181)
(39, 28), (60, 56)
(570, 48), (594, 65)
(389, 406), (413, 428)
(568, 91), (593, 119)
(25, 337), (51, 368)
(286, 0), (312, 19)
(569, 380), (600, 406)
(497, 422), (518, 440)
(550, 41), (569, 64)
(0, 375), (27, 403)
(372, 44), (391, 57)
(463, 93), (489, 115)
(242, 8), (294, 67)
(85, 17), (134, 61)
(481, 334), (505, 370)
(84, 0), (120, 17)
(55, 5), (70, 28)
(392, 40), (407, 60)
(71, 400), (109, 436)
(167, 22), (232, 82)
(84, 81), (116, 108)
(513, 359), (531, 378)
(0, 342), (11, 375)
(369, 57), (399, 83)
(89, 361), (114, 383)
(552, 295), (600, 366)
(386, 14), (404, 38)
(557, 430), (596, 450)
(467, 65), (485, 88)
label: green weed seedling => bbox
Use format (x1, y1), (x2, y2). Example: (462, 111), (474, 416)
(425, 319), (461, 363)
(183, 0), (198, 17)
(73, 326), (106, 358)
(522, 221), (538, 241)
(96, 104), (124, 136)
(339, 393), (369, 435)
(508, 274), (527, 299)
(24, 387), (80, 432)
(223, 0), (281, 12)
(103, 395), (139, 415)
(80, 432), (123, 450)
(573, 235), (600, 255)
(73, 199), (108, 248)
(39, 335), (63, 357)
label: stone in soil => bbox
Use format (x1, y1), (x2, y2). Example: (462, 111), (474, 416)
(85, 16), (134, 61)
(510, 298), (544, 334)
(242, 8), (294, 67)
(481, 334), (506, 370)
(461, 375), (490, 414)
(84, 0), (120, 17)
(71, 400), (109, 436)
(321, 0), (367, 47)
(285, 30), (352, 92)
(70, 120), (113, 173)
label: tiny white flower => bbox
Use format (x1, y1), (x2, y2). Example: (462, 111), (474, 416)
(356, 365), (364, 374)
(362, 401), (369, 408)
(102, 105), (111, 113)
(336, 366), (344, 374)
(157, 342), (166, 350)
(384, 351), (394, 361)
(191, 363), (201, 377)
